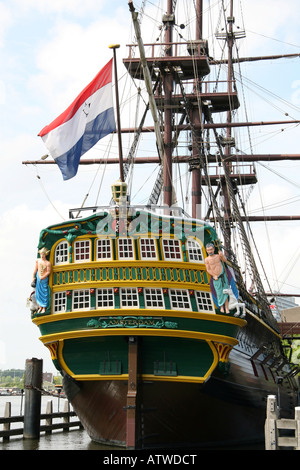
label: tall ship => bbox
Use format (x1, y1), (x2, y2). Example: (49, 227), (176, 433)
(27, 0), (299, 449)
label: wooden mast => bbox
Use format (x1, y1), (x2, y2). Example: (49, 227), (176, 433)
(163, 0), (174, 207)
(191, 0), (203, 219)
(222, 0), (235, 253)
(109, 44), (124, 183)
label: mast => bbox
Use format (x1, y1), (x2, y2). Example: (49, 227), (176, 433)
(163, 0), (174, 207)
(109, 44), (124, 182)
(128, 2), (164, 164)
(191, 0), (203, 218)
(222, 0), (235, 253)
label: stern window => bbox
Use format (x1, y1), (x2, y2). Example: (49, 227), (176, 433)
(140, 238), (157, 259)
(73, 289), (90, 310)
(74, 240), (91, 262)
(195, 291), (214, 312)
(118, 238), (134, 259)
(53, 291), (67, 313)
(169, 289), (191, 310)
(144, 288), (164, 309)
(97, 238), (112, 260)
(187, 239), (204, 262)
(96, 288), (114, 308)
(120, 288), (139, 307)
(54, 241), (69, 265)
(162, 238), (182, 261)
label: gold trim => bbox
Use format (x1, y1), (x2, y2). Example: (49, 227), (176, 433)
(52, 259), (207, 273)
(33, 308), (247, 328)
(51, 283), (212, 295)
(39, 327), (239, 346)
(55, 373), (208, 384)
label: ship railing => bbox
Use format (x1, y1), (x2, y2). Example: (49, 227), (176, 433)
(206, 163), (256, 177)
(69, 204), (191, 220)
(180, 79), (236, 94)
(125, 40), (209, 60)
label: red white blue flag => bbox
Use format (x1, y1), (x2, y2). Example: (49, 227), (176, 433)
(38, 59), (116, 180)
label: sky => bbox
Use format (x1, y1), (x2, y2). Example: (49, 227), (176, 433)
(0, 0), (299, 373)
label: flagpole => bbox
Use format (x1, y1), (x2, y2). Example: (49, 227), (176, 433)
(109, 44), (124, 182)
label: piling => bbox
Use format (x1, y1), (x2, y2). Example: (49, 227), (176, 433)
(265, 394), (300, 450)
(23, 358), (43, 439)
(3, 403), (11, 441)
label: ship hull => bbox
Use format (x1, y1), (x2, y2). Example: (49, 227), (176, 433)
(32, 208), (298, 449)
(63, 349), (296, 449)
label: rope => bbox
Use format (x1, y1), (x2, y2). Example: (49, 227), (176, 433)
(33, 166), (65, 221)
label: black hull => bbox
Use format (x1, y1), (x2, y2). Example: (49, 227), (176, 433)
(63, 349), (297, 449)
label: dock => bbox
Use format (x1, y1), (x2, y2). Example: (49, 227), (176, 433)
(265, 395), (300, 450)
(0, 399), (82, 441)
(0, 358), (82, 441)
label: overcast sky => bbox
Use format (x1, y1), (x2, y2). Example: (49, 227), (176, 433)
(0, 0), (299, 373)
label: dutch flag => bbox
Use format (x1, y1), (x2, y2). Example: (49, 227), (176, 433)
(38, 59), (116, 180)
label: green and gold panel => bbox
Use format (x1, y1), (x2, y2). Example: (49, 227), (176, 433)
(35, 311), (245, 341)
(47, 335), (219, 383)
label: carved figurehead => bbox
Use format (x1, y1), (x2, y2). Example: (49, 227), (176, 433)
(32, 247), (51, 314)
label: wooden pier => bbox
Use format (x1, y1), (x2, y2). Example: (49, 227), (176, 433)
(265, 395), (300, 450)
(0, 358), (82, 442)
(0, 399), (82, 441)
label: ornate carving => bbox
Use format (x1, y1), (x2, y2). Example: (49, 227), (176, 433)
(87, 316), (178, 329)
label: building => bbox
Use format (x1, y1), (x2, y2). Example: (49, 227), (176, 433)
(278, 306), (300, 337)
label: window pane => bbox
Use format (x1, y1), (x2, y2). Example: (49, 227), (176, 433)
(97, 239), (112, 260)
(96, 288), (114, 308)
(140, 238), (157, 259)
(162, 239), (182, 260)
(187, 239), (203, 262)
(169, 289), (191, 310)
(55, 242), (69, 265)
(53, 291), (67, 313)
(74, 240), (90, 262)
(73, 290), (90, 310)
(195, 291), (214, 312)
(144, 288), (164, 309)
(120, 288), (139, 307)
(118, 238), (134, 259)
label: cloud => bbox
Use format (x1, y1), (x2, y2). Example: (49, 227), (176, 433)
(28, 10), (129, 114)
(0, 202), (71, 370)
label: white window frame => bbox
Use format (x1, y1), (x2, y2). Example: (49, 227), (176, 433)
(96, 288), (114, 309)
(72, 289), (90, 311)
(186, 238), (204, 263)
(54, 241), (69, 265)
(74, 240), (91, 263)
(169, 289), (191, 310)
(96, 238), (112, 260)
(195, 290), (214, 313)
(139, 238), (158, 260)
(144, 288), (165, 309)
(162, 238), (182, 261)
(53, 291), (67, 313)
(120, 287), (139, 308)
(118, 238), (135, 260)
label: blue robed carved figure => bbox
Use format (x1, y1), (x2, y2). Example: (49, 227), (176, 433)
(205, 243), (238, 314)
(32, 247), (51, 313)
